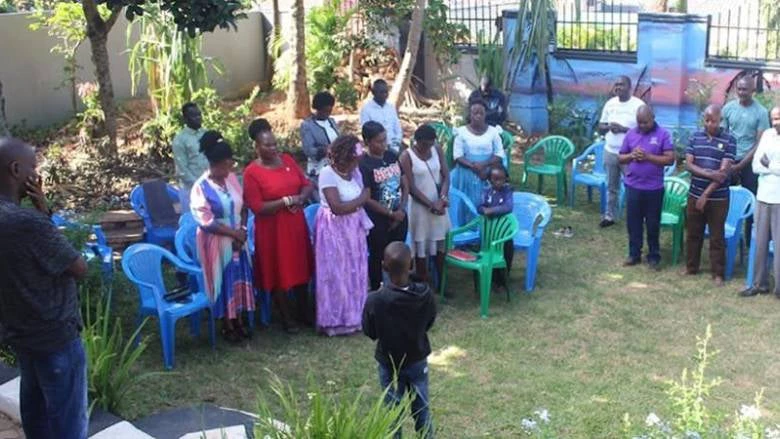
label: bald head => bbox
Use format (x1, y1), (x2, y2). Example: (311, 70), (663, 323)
(383, 241), (412, 278)
(771, 106), (780, 134)
(636, 105), (655, 134)
(703, 104), (722, 136)
(0, 137), (37, 203)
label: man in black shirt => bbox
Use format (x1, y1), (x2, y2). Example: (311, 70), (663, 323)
(468, 76), (507, 127)
(362, 242), (436, 438)
(0, 137), (88, 439)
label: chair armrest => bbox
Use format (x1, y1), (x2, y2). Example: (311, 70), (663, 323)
(92, 225), (108, 246)
(489, 232), (516, 249)
(523, 140), (543, 159)
(171, 260), (202, 276)
(449, 217), (481, 237)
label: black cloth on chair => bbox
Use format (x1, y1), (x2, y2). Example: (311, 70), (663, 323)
(142, 179), (179, 228)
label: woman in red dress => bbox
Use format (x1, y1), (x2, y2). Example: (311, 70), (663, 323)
(243, 118), (314, 333)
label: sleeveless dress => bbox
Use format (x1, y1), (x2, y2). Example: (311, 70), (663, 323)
(407, 147), (451, 258)
(315, 165), (374, 336)
(450, 125), (506, 208)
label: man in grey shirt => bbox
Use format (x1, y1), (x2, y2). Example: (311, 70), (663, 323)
(0, 137), (88, 439)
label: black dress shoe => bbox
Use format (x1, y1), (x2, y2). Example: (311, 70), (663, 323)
(623, 258), (640, 266)
(599, 219), (615, 228)
(739, 287), (762, 297)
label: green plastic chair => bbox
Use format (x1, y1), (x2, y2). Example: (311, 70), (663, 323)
(500, 130), (515, 177)
(661, 176), (690, 265)
(430, 121), (455, 168)
(440, 214), (519, 319)
(522, 135), (576, 204)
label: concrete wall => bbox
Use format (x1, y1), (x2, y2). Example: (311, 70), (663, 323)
(0, 11), (267, 128)
(504, 11), (780, 135)
(422, 39), (479, 102)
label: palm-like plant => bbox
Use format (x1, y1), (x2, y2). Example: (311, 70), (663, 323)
(505, 0), (557, 103)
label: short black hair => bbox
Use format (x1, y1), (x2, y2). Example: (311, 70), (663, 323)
(199, 130), (233, 164)
(312, 91), (336, 111)
(488, 163), (509, 179)
(414, 124), (437, 142)
(618, 75), (632, 87)
(248, 118), (272, 142)
(468, 98), (487, 111)
(372, 79), (388, 89)
(181, 102), (198, 116)
(361, 121), (386, 143)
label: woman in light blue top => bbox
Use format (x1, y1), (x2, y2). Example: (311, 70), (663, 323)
(450, 99), (506, 209)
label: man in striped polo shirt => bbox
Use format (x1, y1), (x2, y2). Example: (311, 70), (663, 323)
(683, 105), (736, 286)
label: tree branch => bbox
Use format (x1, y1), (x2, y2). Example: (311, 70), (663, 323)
(105, 6), (122, 32)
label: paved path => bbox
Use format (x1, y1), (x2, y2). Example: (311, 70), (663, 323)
(0, 412), (23, 439)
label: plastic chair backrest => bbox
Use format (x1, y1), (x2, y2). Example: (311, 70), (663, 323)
(533, 135), (576, 166)
(664, 165), (676, 177)
(663, 177), (690, 216)
(174, 221), (199, 265)
(479, 214), (519, 254)
(246, 212), (255, 255)
(304, 203), (320, 238)
(512, 192), (552, 237)
(179, 212), (195, 228)
(130, 184), (180, 224)
(576, 141), (606, 174)
(449, 188), (478, 229)
(121, 244), (172, 308)
(726, 186), (756, 226)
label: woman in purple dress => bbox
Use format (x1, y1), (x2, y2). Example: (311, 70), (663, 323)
(315, 135), (373, 336)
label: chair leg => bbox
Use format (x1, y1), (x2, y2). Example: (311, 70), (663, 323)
(479, 268), (493, 319)
(570, 181), (576, 207)
(587, 185), (593, 204)
(188, 313), (201, 338)
(537, 174), (544, 195)
(725, 237), (737, 281)
(206, 308), (216, 349)
(439, 263), (449, 302)
(526, 244), (540, 293)
(160, 316), (176, 370)
(599, 184), (607, 217)
(672, 226), (682, 265)
(556, 173), (566, 205)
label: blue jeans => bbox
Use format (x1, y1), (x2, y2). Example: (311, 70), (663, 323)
(378, 359), (433, 439)
(16, 338), (88, 439)
(626, 187), (664, 264)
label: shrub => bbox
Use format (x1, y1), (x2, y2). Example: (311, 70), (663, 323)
(255, 372), (416, 438)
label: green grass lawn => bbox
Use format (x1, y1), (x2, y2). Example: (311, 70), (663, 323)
(113, 182), (780, 437)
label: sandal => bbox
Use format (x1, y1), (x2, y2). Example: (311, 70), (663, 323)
(553, 227), (567, 237)
(562, 226), (574, 238)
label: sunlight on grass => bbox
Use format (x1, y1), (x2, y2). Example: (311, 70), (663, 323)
(627, 282), (649, 289)
(605, 273), (624, 280)
(428, 345), (467, 377)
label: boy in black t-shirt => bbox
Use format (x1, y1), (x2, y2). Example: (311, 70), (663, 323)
(362, 242), (436, 438)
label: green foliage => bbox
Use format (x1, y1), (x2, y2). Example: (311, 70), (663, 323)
(556, 24), (636, 52)
(684, 79), (716, 122)
(127, 1), (218, 119)
(28, 2), (110, 113)
(254, 372), (416, 438)
(0, 0), (16, 12)
(755, 90), (780, 111)
(193, 86), (261, 166)
(672, 126), (691, 165)
(473, 30), (504, 92)
(305, 0), (353, 93)
(358, 0), (415, 33)
(506, 0), (555, 93)
(82, 284), (160, 414)
(333, 78), (360, 110)
(105, 0), (246, 39)
(623, 325), (771, 438)
(76, 82), (105, 133)
(548, 93), (604, 151)
(424, 0), (469, 67)
(674, 0), (687, 13)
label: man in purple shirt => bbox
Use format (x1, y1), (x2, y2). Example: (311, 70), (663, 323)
(618, 105), (676, 270)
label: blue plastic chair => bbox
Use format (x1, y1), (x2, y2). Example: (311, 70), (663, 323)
(178, 212), (195, 229)
(121, 244), (215, 370)
(703, 186), (755, 280)
(449, 188), (480, 247)
(570, 141), (607, 213)
(511, 192), (552, 292)
(52, 213), (113, 276)
(304, 203), (320, 243)
(745, 226), (775, 289)
(174, 220), (198, 266)
(130, 184), (180, 246)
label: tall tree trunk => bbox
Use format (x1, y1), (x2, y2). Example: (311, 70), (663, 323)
(287, 0), (309, 119)
(83, 0), (120, 158)
(388, 0), (425, 108)
(261, 0), (281, 91)
(0, 81), (8, 137)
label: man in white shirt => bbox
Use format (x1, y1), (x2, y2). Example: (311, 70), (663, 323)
(360, 79), (404, 153)
(597, 76), (645, 227)
(740, 106), (780, 297)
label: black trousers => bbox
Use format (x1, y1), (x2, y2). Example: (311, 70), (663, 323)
(626, 187), (664, 264)
(367, 216), (409, 291)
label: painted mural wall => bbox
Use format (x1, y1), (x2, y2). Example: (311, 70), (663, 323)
(504, 11), (780, 137)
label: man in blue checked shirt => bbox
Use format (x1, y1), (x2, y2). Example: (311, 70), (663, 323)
(683, 105), (736, 286)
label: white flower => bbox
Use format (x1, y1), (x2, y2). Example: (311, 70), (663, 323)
(765, 426), (780, 439)
(534, 408), (550, 423)
(740, 404), (761, 420)
(645, 412), (661, 427)
(521, 418), (539, 432)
